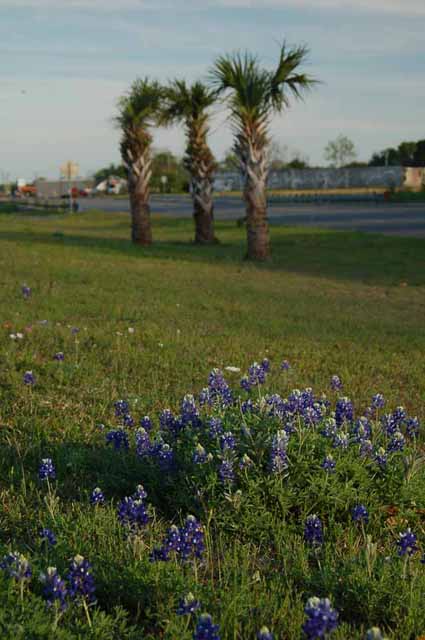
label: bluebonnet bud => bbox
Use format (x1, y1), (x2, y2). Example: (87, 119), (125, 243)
(106, 429), (129, 451)
(177, 592), (201, 615)
(240, 376), (252, 392)
(406, 417), (420, 438)
(140, 416), (152, 431)
(24, 370), (35, 385)
(208, 417), (223, 438)
(53, 352), (64, 361)
(257, 627), (274, 639)
(67, 555), (96, 603)
(39, 458), (56, 480)
(40, 528), (57, 546)
(123, 413), (135, 427)
(0, 551), (32, 581)
(374, 447), (387, 469)
(40, 567), (67, 610)
(387, 431), (406, 453)
(330, 375), (343, 391)
(360, 439), (373, 458)
(302, 597), (338, 639)
(352, 505), (369, 524)
(304, 515), (324, 547)
(114, 400), (129, 418)
(220, 432), (236, 452)
(22, 284), (31, 299)
(90, 487), (105, 506)
(239, 454), (254, 470)
(71, 327), (80, 335)
(193, 613), (220, 640)
(396, 528), (418, 557)
(193, 444), (211, 465)
(371, 394), (385, 410)
(321, 455), (336, 473)
(281, 360), (291, 371)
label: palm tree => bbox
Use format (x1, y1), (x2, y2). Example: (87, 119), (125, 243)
(161, 80), (218, 244)
(116, 78), (164, 245)
(211, 43), (316, 260)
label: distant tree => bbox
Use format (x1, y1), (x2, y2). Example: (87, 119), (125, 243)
(268, 142), (289, 171)
(115, 78), (164, 246)
(324, 135), (357, 168)
(219, 149), (239, 171)
(287, 150), (309, 169)
(94, 164), (127, 183)
(369, 140), (419, 166)
(161, 81), (217, 243)
(413, 140), (425, 164)
(211, 42), (317, 260)
(150, 150), (189, 193)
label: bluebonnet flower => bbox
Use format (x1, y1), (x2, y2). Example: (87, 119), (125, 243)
(352, 505), (369, 524)
(114, 399), (130, 418)
(387, 431), (406, 453)
(22, 284), (31, 299)
(40, 528), (57, 546)
(193, 614), (220, 640)
(360, 439), (373, 458)
(24, 370), (35, 385)
(330, 375), (343, 391)
(150, 440), (174, 471)
(396, 528), (418, 557)
(241, 399), (256, 414)
(322, 455), (336, 473)
(304, 515), (324, 547)
(193, 444), (211, 465)
(371, 394), (385, 410)
(208, 417), (223, 438)
(180, 515), (205, 561)
(406, 417), (420, 438)
(151, 525), (182, 561)
(240, 376), (252, 392)
(123, 413), (135, 427)
(302, 597), (338, 639)
(392, 406), (407, 424)
(380, 414), (398, 437)
(218, 459), (235, 484)
(135, 428), (151, 457)
(53, 352), (64, 361)
(374, 447), (387, 469)
(117, 485), (149, 530)
(270, 430), (289, 474)
(366, 628), (388, 640)
(248, 361), (267, 386)
(220, 432), (236, 452)
(321, 417), (338, 439)
(67, 555), (96, 603)
(261, 358), (270, 373)
(39, 458), (56, 480)
(257, 628), (274, 640)
(106, 429), (129, 451)
(71, 327), (80, 335)
(90, 487), (105, 506)
(200, 369), (233, 407)
(281, 360), (291, 371)
(181, 394), (201, 428)
(352, 417), (372, 443)
(335, 397), (354, 427)
(40, 567), (68, 610)
(0, 552), (32, 581)
(160, 408), (183, 436)
(332, 432), (349, 450)
(140, 415), (152, 431)
(177, 592), (201, 615)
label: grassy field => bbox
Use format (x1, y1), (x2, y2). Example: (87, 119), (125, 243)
(0, 206), (425, 638)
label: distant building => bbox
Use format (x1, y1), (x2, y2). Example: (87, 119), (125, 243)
(95, 176), (127, 195)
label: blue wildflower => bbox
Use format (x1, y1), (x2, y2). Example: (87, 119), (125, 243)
(374, 447), (387, 469)
(40, 528), (57, 546)
(200, 369), (233, 407)
(179, 515), (205, 561)
(321, 455), (336, 473)
(257, 628), (274, 640)
(387, 431), (406, 453)
(114, 399), (129, 418)
(22, 284), (31, 299)
(239, 454), (254, 470)
(304, 515), (324, 547)
(406, 417), (420, 438)
(220, 431), (236, 452)
(240, 376), (252, 392)
(396, 528), (418, 557)
(0, 551), (32, 581)
(24, 370), (35, 385)
(208, 417), (223, 437)
(53, 352), (64, 361)
(352, 505), (369, 524)
(123, 413), (135, 427)
(360, 439), (373, 458)
(248, 361), (267, 386)
(302, 597), (338, 639)
(181, 394), (201, 427)
(67, 555), (96, 603)
(330, 375), (343, 391)
(160, 408), (183, 436)
(90, 487), (105, 506)
(371, 394), (385, 410)
(193, 614), (220, 640)
(177, 592), (201, 615)
(193, 444), (211, 465)
(335, 397), (354, 426)
(40, 567), (68, 610)
(218, 459), (235, 484)
(281, 360), (291, 371)
(39, 458), (56, 480)
(106, 429), (129, 451)
(117, 485), (149, 530)
(151, 525), (181, 562)
(270, 430), (289, 474)
(140, 415), (152, 431)
(135, 428), (151, 457)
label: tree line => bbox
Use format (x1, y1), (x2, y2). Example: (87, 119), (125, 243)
(115, 43), (316, 261)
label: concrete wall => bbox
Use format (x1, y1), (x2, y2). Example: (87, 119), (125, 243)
(214, 166), (406, 191)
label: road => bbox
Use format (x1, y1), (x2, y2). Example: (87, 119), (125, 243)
(79, 195), (425, 237)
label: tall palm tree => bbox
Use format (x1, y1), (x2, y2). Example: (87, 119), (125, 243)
(211, 43), (316, 260)
(161, 80), (218, 244)
(116, 78), (163, 245)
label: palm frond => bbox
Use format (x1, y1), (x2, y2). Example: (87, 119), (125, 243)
(115, 78), (165, 130)
(160, 80), (217, 126)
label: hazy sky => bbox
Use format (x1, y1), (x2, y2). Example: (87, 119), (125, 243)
(1, 0), (424, 180)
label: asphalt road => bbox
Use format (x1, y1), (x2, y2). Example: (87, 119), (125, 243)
(79, 195), (425, 237)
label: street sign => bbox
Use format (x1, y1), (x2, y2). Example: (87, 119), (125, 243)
(60, 161), (79, 180)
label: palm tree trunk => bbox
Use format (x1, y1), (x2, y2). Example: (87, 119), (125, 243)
(243, 149), (270, 261)
(127, 150), (152, 246)
(192, 176), (216, 244)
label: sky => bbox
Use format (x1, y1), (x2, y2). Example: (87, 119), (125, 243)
(0, 0), (424, 180)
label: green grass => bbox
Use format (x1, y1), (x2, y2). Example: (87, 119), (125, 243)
(0, 207), (425, 639)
